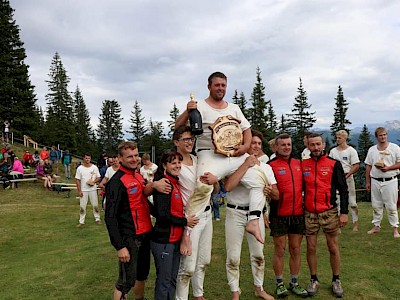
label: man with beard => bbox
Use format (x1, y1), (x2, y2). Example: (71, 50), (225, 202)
(302, 133), (349, 298)
(175, 72), (268, 244)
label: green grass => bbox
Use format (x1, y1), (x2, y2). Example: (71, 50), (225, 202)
(1, 143), (400, 299)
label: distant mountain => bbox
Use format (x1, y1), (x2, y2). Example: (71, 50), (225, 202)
(314, 120), (400, 148)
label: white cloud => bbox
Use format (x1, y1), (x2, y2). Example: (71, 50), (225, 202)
(11, 0), (400, 134)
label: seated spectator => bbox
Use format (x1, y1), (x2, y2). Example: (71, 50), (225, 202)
(40, 146), (49, 161)
(0, 153), (9, 176)
(9, 157), (24, 178)
(43, 158), (60, 180)
(22, 150), (34, 167)
(32, 151), (40, 166)
(37, 160), (53, 191)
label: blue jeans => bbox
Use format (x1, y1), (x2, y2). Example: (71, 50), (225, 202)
(212, 193), (220, 219)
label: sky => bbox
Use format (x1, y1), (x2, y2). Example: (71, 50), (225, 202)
(10, 0), (400, 134)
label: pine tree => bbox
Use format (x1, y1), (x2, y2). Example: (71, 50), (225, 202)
(248, 67), (268, 137)
(127, 100), (146, 149)
(97, 100), (123, 154)
(167, 103), (180, 138)
(278, 114), (289, 134)
(73, 85), (96, 155)
(264, 100), (278, 141)
(357, 124), (374, 163)
(0, 0), (40, 138)
(232, 90), (249, 120)
(286, 78), (316, 157)
(330, 85), (352, 143)
(44, 52), (75, 148)
(142, 118), (170, 158)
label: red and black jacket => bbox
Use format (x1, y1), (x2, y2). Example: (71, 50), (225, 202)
(268, 155), (304, 217)
(151, 172), (186, 244)
(302, 154), (349, 214)
(105, 164), (152, 251)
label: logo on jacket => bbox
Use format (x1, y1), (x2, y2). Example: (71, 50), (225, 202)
(278, 168), (286, 175)
(129, 187), (138, 194)
(320, 166), (331, 176)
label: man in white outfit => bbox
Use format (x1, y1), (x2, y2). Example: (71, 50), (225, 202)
(365, 127), (400, 238)
(329, 130), (360, 232)
(224, 135), (278, 300)
(174, 125), (218, 300)
(175, 72), (268, 243)
(75, 153), (101, 227)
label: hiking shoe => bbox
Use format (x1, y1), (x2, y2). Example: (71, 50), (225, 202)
(276, 282), (289, 298)
(307, 279), (319, 296)
(76, 223), (85, 228)
(289, 282), (308, 298)
(332, 280), (344, 298)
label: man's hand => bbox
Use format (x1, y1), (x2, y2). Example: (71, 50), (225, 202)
(117, 247), (130, 263)
(186, 214), (199, 228)
(152, 178), (172, 194)
(186, 100), (197, 111)
(366, 182), (371, 192)
(263, 184), (273, 197)
(232, 144), (250, 157)
(339, 214), (348, 228)
(200, 172), (218, 185)
(243, 154), (259, 168)
(263, 214), (270, 229)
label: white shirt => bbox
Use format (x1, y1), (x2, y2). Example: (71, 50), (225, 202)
(105, 166), (118, 180)
(301, 148), (311, 160)
(140, 163), (158, 182)
(179, 154), (197, 207)
(227, 162), (277, 207)
(329, 146), (360, 174)
(258, 154), (269, 163)
(365, 143), (400, 178)
(196, 101), (251, 150)
(75, 164), (100, 192)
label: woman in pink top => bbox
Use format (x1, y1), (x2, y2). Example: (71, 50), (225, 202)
(36, 160), (53, 190)
(12, 157), (24, 174)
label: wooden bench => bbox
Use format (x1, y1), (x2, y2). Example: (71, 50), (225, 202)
(10, 177), (38, 189)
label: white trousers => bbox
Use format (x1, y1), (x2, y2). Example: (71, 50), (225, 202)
(371, 178), (399, 228)
(225, 207), (265, 292)
(79, 190), (100, 224)
(187, 150), (267, 219)
(176, 208), (213, 299)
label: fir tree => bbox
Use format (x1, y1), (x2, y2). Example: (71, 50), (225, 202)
(73, 85), (96, 155)
(357, 124), (374, 163)
(142, 118), (170, 158)
(127, 100), (146, 149)
(44, 52), (75, 148)
(278, 114), (289, 134)
(97, 99), (123, 154)
(264, 100), (278, 141)
(167, 103), (180, 138)
(0, 0), (40, 138)
(286, 78), (316, 157)
(248, 67), (268, 137)
(232, 90), (249, 120)
(330, 85), (352, 143)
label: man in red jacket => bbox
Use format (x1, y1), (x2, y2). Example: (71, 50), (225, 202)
(105, 141), (170, 300)
(302, 133), (349, 298)
(268, 133), (308, 298)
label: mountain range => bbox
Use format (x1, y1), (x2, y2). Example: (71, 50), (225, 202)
(315, 120), (400, 146)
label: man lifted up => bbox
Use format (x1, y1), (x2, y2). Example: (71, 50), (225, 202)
(175, 71), (268, 243)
